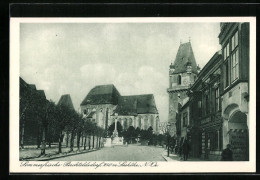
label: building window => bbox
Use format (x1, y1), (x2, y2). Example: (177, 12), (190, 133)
(231, 47), (239, 82)
(183, 112), (188, 127)
(224, 60), (230, 88)
(223, 43), (230, 60)
(215, 87), (220, 112)
(231, 31), (238, 51)
(177, 75), (181, 85)
(83, 109), (87, 114)
(223, 30), (239, 87)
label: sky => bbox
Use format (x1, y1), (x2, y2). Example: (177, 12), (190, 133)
(20, 22), (221, 122)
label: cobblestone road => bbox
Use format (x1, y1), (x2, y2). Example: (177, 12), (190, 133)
(52, 144), (165, 161)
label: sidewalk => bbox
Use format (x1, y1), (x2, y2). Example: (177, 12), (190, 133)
(20, 146), (101, 161)
(161, 150), (206, 162)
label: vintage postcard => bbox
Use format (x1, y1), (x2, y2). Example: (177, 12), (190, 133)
(10, 17), (256, 173)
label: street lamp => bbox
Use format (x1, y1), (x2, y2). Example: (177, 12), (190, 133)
(167, 123), (171, 157)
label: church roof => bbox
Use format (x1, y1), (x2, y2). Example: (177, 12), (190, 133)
(114, 94), (158, 116)
(80, 84), (121, 105)
(57, 94), (75, 110)
(173, 42), (198, 74)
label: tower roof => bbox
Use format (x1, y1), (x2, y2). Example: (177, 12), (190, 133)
(80, 84), (121, 105)
(57, 94), (75, 110)
(173, 42), (198, 74)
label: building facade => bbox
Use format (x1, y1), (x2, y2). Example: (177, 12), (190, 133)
(219, 22), (249, 161)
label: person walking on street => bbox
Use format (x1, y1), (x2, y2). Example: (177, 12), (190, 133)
(182, 139), (190, 161)
(221, 144), (233, 161)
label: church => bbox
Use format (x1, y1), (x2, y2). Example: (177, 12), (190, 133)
(80, 84), (160, 134)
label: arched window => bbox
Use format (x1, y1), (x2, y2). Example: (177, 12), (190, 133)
(124, 119), (127, 129)
(138, 117), (141, 128)
(156, 116), (159, 132)
(177, 75), (182, 85)
(144, 116), (148, 129)
(129, 118), (133, 127)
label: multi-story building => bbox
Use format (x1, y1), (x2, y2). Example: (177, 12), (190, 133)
(175, 22), (250, 161)
(219, 22), (249, 161)
(188, 51), (223, 160)
(167, 41), (200, 136)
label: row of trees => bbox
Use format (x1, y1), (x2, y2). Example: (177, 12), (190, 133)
(20, 81), (105, 155)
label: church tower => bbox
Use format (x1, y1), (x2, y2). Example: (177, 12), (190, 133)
(167, 41), (199, 136)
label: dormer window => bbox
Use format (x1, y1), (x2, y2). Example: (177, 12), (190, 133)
(177, 75), (182, 85)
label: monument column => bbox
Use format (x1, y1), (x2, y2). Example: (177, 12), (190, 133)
(113, 113), (118, 137)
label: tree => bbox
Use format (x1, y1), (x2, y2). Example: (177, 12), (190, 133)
(122, 126), (136, 144)
(46, 101), (60, 148)
(82, 118), (93, 150)
(157, 134), (164, 146)
(76, 114), (84, 151)
(54, 104), (75, 153)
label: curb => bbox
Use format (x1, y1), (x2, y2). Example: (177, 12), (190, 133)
(161, 153), (175, 162)
(23, 148), (100, 161)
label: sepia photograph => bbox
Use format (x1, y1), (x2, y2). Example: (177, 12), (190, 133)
(10, 17), (256, 173)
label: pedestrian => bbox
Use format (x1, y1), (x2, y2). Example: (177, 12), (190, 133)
(182, 139), (190, 161)
(41, 140), (46, 156)
(221, 144), (233, 161)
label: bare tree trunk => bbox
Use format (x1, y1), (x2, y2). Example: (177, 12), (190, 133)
(92, 134), (95, 149)
(77, 131), (81, 151)
(84, 136), (87, 150)
(40, 127), (46, 156)
(96, 135), (98, 149)
(88, 135), (91, 150)
(81, 135), (84, 147)
(66, 132), (69, 147)
(58, 131), (62, 153)
(20, 122), (25, 149)
(70, 130), (75, 152)
(37, 126), (41, 148)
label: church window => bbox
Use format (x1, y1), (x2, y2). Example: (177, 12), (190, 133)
(177, 75), (182, 85)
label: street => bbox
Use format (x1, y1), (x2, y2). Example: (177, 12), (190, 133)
(52, 144), (165, 161)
